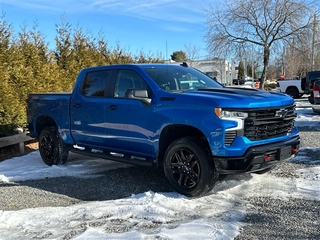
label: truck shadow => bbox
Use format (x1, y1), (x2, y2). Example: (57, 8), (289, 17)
(16, 165), (175, 202)
(3, 149), (317, 205)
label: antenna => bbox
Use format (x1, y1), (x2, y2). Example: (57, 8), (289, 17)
(166, 41), (168, 61)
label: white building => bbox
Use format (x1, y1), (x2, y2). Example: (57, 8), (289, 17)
(166, 58), (237, 86)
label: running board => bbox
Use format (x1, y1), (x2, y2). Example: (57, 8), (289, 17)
(69, 147), (155, 167)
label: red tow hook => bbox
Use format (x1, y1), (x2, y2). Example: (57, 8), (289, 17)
(264, 155), (271, 161)
(292, 147), (298, 153)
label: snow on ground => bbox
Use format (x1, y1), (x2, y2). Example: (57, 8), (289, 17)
(0, 98), (319, 240)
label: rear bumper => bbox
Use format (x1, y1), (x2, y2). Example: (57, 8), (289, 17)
(214, 135), (300, 174)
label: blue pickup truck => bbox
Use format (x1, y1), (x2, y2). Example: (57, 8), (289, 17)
(27, 63), (300, 197)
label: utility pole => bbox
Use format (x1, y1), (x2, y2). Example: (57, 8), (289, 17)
(244, 57), (247, 76)
(252, 44), (254, 79)
(311, 13), (318, 71)
(282, 46), (286, 77)
(166, 41), (168, 61)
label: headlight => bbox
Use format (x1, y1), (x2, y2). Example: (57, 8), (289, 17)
(214, 108), (248, 131)
(214, 108), (248, 119)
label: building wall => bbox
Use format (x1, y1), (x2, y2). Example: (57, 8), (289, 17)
(165, 59), (236, 86)
(188, 59), (233, 85)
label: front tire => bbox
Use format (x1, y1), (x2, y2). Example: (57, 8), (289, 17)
(163, 137), (218, 197)
(39, 126), (69, 166)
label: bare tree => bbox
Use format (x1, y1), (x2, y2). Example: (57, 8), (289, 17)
(205, 0), (316, 88)
(184, 43), (202, 67)
(283, 38), (309, 78)
(279, 15), (320, 79)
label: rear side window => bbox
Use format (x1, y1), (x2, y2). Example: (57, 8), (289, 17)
(81, 70), (111, 97)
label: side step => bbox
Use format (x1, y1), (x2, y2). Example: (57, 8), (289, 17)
(69, 147), (155, 167)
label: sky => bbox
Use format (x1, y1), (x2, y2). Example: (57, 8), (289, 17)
(0, 0), (217, 60)
(0, 98), (319, 239)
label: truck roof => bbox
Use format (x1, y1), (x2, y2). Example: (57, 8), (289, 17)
(80, 63), (188, 71)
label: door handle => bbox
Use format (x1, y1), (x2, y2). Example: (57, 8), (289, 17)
(73, 103), (81, 108)
(108, 105), (118, 110)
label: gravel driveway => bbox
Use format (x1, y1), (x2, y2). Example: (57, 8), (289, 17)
(235, 130), (320, 239)
(0, 98), (319, 239)
(235, 98), (320, 239)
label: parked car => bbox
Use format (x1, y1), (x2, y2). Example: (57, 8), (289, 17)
(232, 78), (245, 85)
(301, 71), (320, 103)
(311, 80), (320, 113)
(242, 78), (260, 88)
(276, 79), (304, 99)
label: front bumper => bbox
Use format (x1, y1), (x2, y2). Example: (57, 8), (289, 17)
(214, 135), (300, 174)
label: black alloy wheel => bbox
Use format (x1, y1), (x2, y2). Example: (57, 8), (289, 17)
(39, 126), (69, 166)
(164, 137), (218, 197)
(170, 148), (200, 189)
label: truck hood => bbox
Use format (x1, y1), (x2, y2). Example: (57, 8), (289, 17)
(177, 87), (295, 108)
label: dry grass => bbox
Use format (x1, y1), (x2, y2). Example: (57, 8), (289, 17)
(0, 140), (38, 162)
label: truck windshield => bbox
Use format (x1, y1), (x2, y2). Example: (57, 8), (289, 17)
(143, 66), (224, 92)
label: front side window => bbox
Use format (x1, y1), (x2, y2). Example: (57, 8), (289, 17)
(143, 66), (223, 92)
(81, 70), (111, 97)
(114, 69), (149, 98)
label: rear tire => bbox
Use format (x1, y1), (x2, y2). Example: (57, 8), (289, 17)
(39, 126), (69, 166)
(286, 87), (299, 99)
(163, 137), (218, 197)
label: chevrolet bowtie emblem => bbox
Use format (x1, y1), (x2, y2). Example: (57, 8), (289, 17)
(275, 108), (288, 118)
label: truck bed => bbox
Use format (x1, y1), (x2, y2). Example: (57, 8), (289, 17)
(27, 92), (72, 139)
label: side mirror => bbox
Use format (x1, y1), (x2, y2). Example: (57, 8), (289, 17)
(125, 89), (151, 105)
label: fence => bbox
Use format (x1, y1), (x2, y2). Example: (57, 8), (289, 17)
(0, 132), (34, 154)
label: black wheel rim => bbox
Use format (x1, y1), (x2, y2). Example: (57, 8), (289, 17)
(40, 132), (56, 162)
(169, 148), (200, 189)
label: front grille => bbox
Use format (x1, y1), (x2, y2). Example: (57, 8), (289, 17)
(244, 105), (296, 141)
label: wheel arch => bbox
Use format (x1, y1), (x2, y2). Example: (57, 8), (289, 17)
(35, 116), (57, 138)
(285, 86), (300, 98)
(286, 86), (298, 92)
(157, 124), (208, 167)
